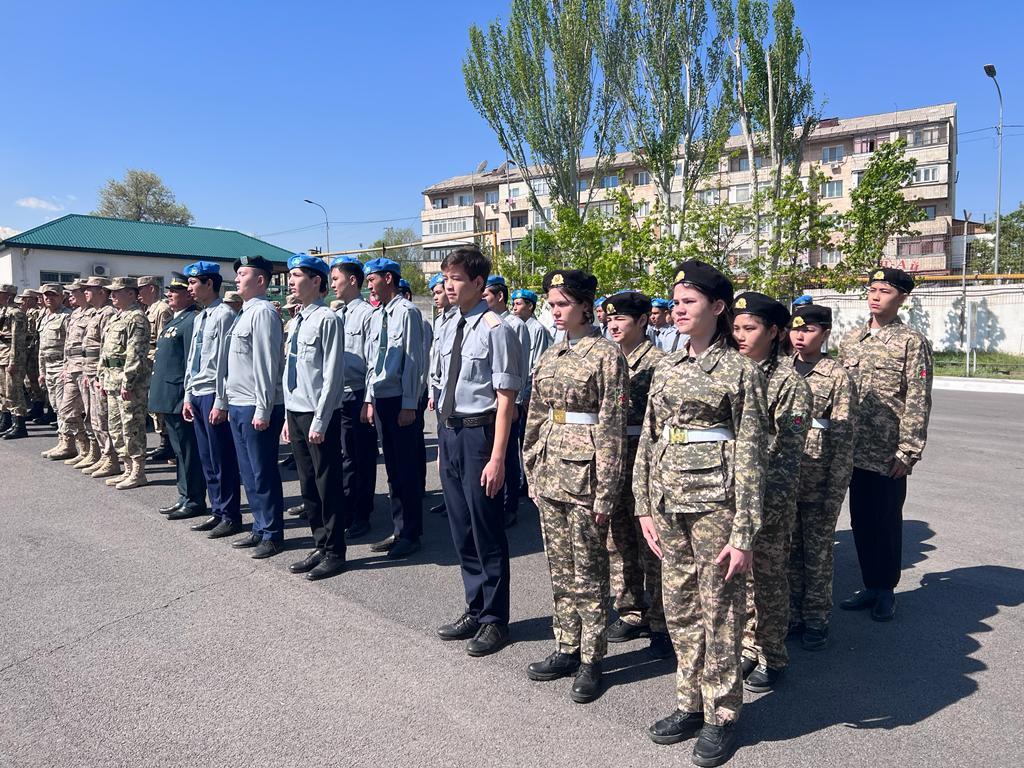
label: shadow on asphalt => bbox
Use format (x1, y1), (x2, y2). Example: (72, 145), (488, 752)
(740, 520), (1024, 746)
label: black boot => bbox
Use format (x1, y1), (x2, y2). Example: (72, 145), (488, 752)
(0, 412), (12, 433)
(30, 401), (48, 425)
(570, 662), (602, 703)
(2, 416), (28, 439)
(147, 434), (174, 462)
(692, 722), (737, 767)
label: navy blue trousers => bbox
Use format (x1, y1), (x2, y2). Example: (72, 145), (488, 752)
(374, 395), (423, 542)
(191, 393), (241, 524)
(339, 391), (377, 528)
(163, 413), (207, 511)
(229, 403), (285, 542)
(501, 407), (523, 521)
(439, 422), (511, 625)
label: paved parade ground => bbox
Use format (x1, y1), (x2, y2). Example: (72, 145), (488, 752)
(1, 390), (1021, 768)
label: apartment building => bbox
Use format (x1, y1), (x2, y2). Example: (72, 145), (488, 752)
(419, 102), (957, 275)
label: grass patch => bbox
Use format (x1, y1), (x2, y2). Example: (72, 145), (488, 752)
(933, 351), (1024, 379)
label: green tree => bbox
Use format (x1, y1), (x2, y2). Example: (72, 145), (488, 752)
(463, 0), (618, 219)
(93, 169), (193, 225)
(837, 138), (924, 292)
(970, 203), (1024, 274)
(369, 226), (427, 295)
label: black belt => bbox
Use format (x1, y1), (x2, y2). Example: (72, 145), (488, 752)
(444, 412), (496, 429)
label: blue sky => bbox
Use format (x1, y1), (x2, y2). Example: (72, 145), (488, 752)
(2, 0), (1022, 252)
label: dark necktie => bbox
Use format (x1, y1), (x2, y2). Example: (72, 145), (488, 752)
(287, 313), (304, 392)
(190, 310), (207, 375)
(374, 309), (389, 374)
(439, 316), (467, 423)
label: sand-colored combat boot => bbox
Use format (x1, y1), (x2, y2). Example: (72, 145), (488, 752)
(90, 454), (121, 479)
(105, 458), (131, 485)
(41, 435), (70, 459)
(64, 435), (91, 465)
(75, 440), (102, 470)
(115, 457), (148, 490)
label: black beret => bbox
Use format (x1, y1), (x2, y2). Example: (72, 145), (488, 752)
(602, 291), (652, 318)
(790, 303), (832, 328)
(672, 260), (734, 304)
(868, 266), (914, 294)
(233, 254), (275, 276)
(543, 269), (599, 295)
(733, 291), (790, 328)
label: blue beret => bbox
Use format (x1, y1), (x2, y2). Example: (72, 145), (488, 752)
(511, 288), (537, 305)
(399, 278), (411, 291)
(329, 255), (364, 272)
(184, 260), (220, 278)
(287, 253), (330, 278)
(651, 298), (672, 310)
(364, 257), (401, 278)
(596, 295), (608, 307)
(428, 273), (445, 290)
(791, 294), (813, 306)
(486, 275), (507, 287)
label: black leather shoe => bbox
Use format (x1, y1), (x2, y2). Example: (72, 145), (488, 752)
(278, 454), (296, 469)
(607, 617), (649, 643)
(231, 533), (261, 549)
(692, 722), (737, 767)
(648, 631), (674, 660)
(208, 520), (242, 539)
(306, 553), (346, 581)
(168, 506), (205, 521)
(147, 437), (174, 462)
(871, 590), (896, 622)
(0, 413), (12, 433)
(429, 502), (447, 515)
(369, 535), (395, 553)
(2, 417), (27, 439)
(802, 623), (829, 651)
(527, 651), (581, 681)
(744, 664), (783, 693)
(251, 540), (281, 559)
(570, 662), (602, 703)
(190, 516), (220, 532)
(840, 589), (878, 611)
(158, 502), (183, 515)
(438, 612), (480, 641)
(346, 521), (370, 539)
(504, 511), (517, 528)
(387, 538), (420, 559)
(285, 503), (307, 518)
(740, 657), (757, 679)
(289, 550), (324, 574)
(467, 623), (508, 657)
(648, 710), (704, 745)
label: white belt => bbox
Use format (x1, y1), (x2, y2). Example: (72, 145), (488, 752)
(549, 408), (599, 425)
(660, 426), (734, 444)
(626, 425), (643, 437)
(811, 418), (831, 429)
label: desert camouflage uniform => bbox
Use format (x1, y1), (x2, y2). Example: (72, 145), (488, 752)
(789, 355), (856, 627)
(101, 304), (151, 461)
(146, 298), (172, 435)
(608, 338), (666, 631)
(64, 306), (93, 440)
(839, 318), (933, 474)
(37, 308), (72, 434)
(633, 337), (768, 726)
(0, 302), (28, 416)
(83, 304), (118, 456)
(742, 356), (811, 671)
(523, 330), (628, 664)
(23, 306), (45, 404)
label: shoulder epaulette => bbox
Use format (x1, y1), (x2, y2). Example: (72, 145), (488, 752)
(483, 311), (501, 329)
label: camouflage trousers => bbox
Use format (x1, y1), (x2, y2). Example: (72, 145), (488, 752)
(743, 506), (794, 670)
(41, 361), (67, 434)
(151, 411), (164, 435)
(59, 370), (86, 437)
(0, 364), (28, 416)
(657, 506), (744, 726)
(537, 496), (610, 664)
(107, 388), (148, 460)
(24, 351), (44, 402)
(789, 501), (843, 627)
(84, 376), (113, 454)
(609, 491), (665, 631)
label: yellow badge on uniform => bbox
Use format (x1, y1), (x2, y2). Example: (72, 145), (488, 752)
(605, 302), (616, 315)
(873, 270), (885, 279)
(734, 297), (747, 309)
(483, 311), (501, 329)
(792, 316), (805, 328)
(675, 269), (686, 283)
(551, 273), (564, 286)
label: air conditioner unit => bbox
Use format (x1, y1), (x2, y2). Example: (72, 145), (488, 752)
(831, 163), (842, 173)
(92, 264), (109, 277)
(490, 204), (498, 211)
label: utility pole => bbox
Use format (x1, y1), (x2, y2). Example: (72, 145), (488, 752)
(304, 199), (330, 255)
(984, 64), (1003, 275)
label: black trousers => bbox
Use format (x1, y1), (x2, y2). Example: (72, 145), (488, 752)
(439, 422), (511, 625)
(164, 412), (207, 511)
(848, 467), (908, 591)
(374, 395), (424, 542)
(288, 409), (346, 557)
(416, 391), (428, 499)
(339, 391), (377, 527)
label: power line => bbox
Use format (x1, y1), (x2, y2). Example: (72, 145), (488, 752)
(258, 214), (420, 239)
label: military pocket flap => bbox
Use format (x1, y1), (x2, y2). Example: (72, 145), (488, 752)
(554, 428), (596, 461)
(668, 441), (723, 470)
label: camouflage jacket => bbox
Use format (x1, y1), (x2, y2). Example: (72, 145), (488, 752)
(82, 305), (117, 377)
(37, 308), (72, 367)
(795, 354), (856, 513)
(25, 307), (41, 353)
(146, 299), (173, 361)
(523, 330), (628, 519)
(633, 337), (769, 550)
(761, 356), (812, 528)
(99, 305), (151, 392)
(0, 304), (27, 367)
(63, 306), (92, 374)
(623, 339), (664, 478)
(839, 318), (933, 474)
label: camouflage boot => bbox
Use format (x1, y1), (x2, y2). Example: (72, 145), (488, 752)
(90, 454), (121, 479)
(115, 457), (148, 490)
(74, 440), (101, 469)
(41, 435), (70, 459)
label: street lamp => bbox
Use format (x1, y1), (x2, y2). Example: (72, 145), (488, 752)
(304, 198), (330, 254)
(984, 64), (1003, 275)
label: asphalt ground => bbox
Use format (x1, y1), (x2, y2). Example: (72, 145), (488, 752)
(1, 390), (1021, 768)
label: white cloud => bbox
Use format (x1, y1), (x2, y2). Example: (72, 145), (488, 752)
(16, 197), (63, 211)
(66, 194), (78, 202)
(0, 226), (20, 239)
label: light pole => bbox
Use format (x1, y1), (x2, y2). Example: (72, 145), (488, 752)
(984, 64), (1003, 275)
(304, 198), (330, 255)
(961, 210), (970, 352)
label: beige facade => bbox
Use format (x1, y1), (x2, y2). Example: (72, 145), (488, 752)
(420, 102), (957, 275)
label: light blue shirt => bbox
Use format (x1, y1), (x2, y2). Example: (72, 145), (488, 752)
(221, 295), (284, 420)
(184, 298), (236, 408)
(284, 300), (345, 432)
(365, 295), (424, 409)
(337, 296), (374, 395)
(522, 314), (552, 400)
(430, 306), (457, 399)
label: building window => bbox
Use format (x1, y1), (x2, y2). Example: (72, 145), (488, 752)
(484, 190), (499, 205)
(912, 165), (940, 184)
(532, 178), (550, 196)
(485, 218), (499, 233)
(532, 207), (553, 230)
(728, 154), (766, 172)
(432, 197), (449, 209)
(510, 213), (528, 229)
(601, 174), (619, 189)
(820, 248), (842, 266)
(820, 180), (843, 198)
(696, 188), (718, 205)
(898, 234), (945, 257)
(907, 125), (946, 147)
(674, 161), (682, 176)
(427, 217), (471, 236)
(853, 134), (890, 154)
(731, 184), (751, 203)
(508, 186), (521, 198)
(39, 270), (80, 284)
(589, 200), (617, 217)
(852, 170), (865, 189)
(821, 145), (844, 164)
(427, 247), (455, 263)
(921, 205), (937, 220)
(578, 178), (591, 192)
(633, 171), (650, 186)
(635, 200), (651, 217)
(456, 194), (473, 206)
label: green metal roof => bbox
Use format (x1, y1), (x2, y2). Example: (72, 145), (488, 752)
(1, 214), (294, 265)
